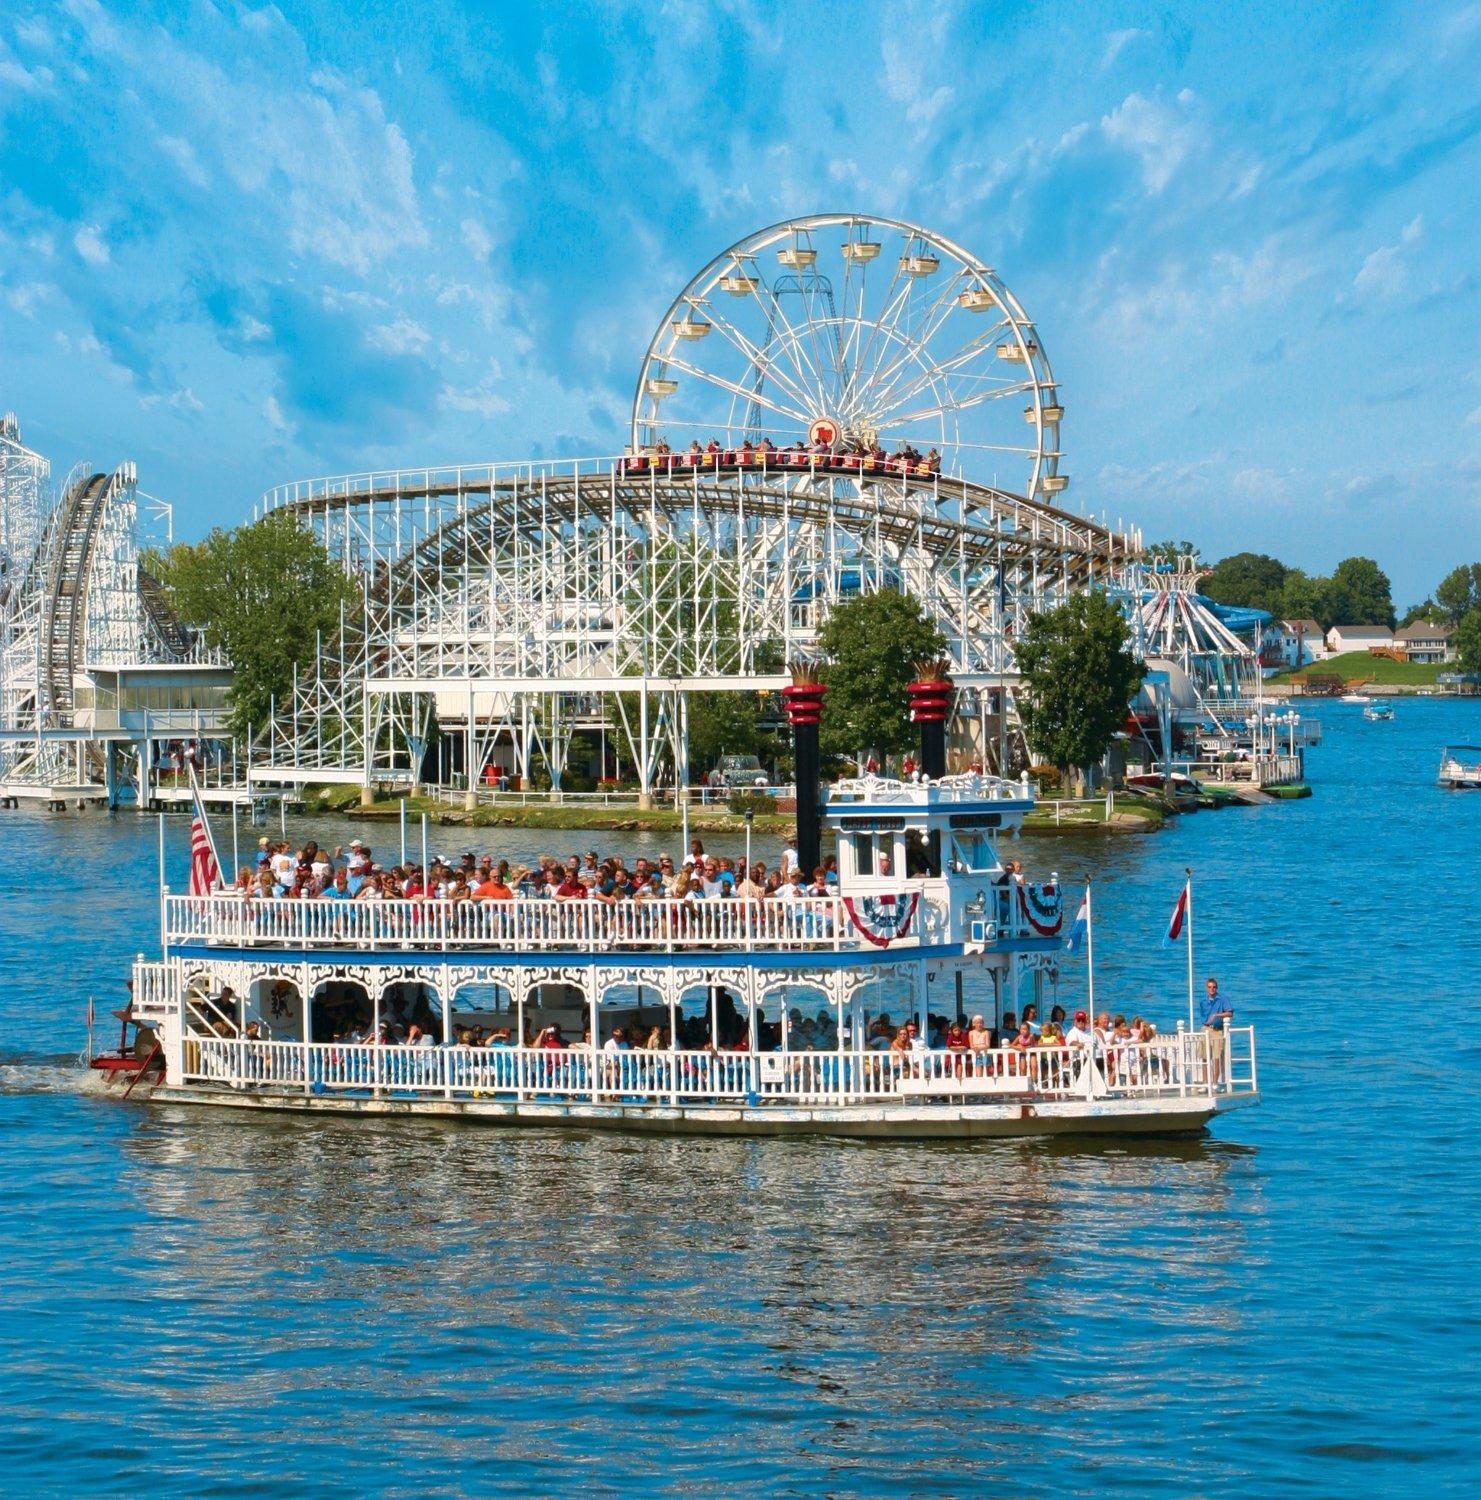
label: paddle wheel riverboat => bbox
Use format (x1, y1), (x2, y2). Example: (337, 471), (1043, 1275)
(105, 679), (1258, 1137)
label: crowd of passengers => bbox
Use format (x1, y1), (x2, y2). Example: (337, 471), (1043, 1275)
(622, 435), (942, 474)
(233, 835), (853, 904)
(279, 989), (1158, 1068)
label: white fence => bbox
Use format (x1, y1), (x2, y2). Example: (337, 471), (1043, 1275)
(163, 892), (953, 953)
(180, 1029), (1256, 1107)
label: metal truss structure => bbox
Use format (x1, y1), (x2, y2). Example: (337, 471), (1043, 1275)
(0, 415), (194, 794)
(251, 215), (1149, 792)
(255, 453), (1138, 790)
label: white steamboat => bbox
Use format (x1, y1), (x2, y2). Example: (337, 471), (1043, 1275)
(113, 764), (1257, 1138)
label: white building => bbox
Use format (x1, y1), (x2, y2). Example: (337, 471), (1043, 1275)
(1268, 619), (1325, 669)
(1394, 620), (1456, 664)
(1326, 624), (1394, 656)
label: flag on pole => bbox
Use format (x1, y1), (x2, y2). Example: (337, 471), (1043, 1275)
(1162, 881), (1190, 948)
(1065, 892), (1091, 954)
(188, 771), (222, 895)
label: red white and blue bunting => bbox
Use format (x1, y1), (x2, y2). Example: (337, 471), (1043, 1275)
(1017, 882), (1063, 936)
(843, 892), (920, 947)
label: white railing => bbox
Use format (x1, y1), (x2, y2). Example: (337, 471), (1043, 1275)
(179, 1030), (1257, 1107)
(131, 959), (174, 1018)
(163, 893), (952, 953)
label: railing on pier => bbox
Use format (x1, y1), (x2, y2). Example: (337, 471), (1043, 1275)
(178, 1028), (1257, 1107)
(162, 893), (954, 954)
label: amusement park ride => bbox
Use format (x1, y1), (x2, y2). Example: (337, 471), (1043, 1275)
(248, 215), (1142, 797)
(0, 414), (231, 807)
(1, 214), (1275, 806)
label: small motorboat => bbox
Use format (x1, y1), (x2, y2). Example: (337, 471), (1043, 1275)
(1438, 746), (1481, 789)
(1340, 692), (1372, 705)
(1363, 703), (1394, 721)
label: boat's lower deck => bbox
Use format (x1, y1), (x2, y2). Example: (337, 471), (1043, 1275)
(137, 1080), (1254, 1137)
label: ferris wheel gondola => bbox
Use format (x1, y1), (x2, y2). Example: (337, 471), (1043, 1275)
(632, 214), (1066, 500)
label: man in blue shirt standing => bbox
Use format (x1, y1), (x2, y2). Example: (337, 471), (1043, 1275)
(1199, 977), (1234, 1085)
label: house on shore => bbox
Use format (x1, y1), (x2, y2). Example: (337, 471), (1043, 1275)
(1267, 618), (1325, 670)
(1326, 624), (1394, 656)
(1395, 620), (1456, 664)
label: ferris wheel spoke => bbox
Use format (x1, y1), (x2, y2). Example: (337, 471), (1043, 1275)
(659, 353), (814, 427)
(690, 315), (824, 419)
(842, 263), (913, 419)
(867, 341), (1028, 426)
(851, 264), (965, 414)
(749, 274), (832, 412)
(893, 385), (1044, 428)
(863, 292), (995, 416)
(865, 317), (1014, 410)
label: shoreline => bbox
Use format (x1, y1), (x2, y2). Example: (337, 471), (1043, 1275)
(304, 787), (1177, 836)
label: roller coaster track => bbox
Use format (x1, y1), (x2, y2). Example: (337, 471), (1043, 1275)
(40, 470), (112, 722)
(36, 467), (192, 724)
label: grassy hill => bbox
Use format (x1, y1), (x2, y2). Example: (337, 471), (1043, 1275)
(1269, 651), (1446, 686)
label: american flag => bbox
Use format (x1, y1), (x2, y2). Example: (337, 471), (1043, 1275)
(188, 772), (222, 895)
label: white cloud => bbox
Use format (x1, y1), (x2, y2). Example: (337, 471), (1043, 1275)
(881, 1), (956, 126)
(439, 363), (511, 419)
(158, 133), (210, 188)
(366, 317), (432, 354)
(6, 281), (54, 316)
(240, 315), (271, 342)
(73, 224), (110, 265)
(264, 394), (291, 432)
(460, 217), (492, 263)
(1353, 214), (1424, 297)
(1101, 92), (1200, 194)
(64, 9), (428, 277)
(1100, 28), (1147, 70)
(0, 55), (53, 92)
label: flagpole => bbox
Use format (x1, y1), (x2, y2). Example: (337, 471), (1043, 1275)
(187, 763), (225, 888)
(1185, 868), (1196, 1037)
(1085, 877), (1095, 1017)
(1084, 876), (1096, 1100)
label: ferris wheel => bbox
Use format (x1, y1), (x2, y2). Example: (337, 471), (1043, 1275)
(632, 214), (1066, 500)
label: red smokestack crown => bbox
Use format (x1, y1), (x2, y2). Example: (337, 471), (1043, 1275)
(783, 683), (828, 726)
(907, 678), (952, 723)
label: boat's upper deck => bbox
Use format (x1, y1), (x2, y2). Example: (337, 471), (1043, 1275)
(162, 882), (1062, 958)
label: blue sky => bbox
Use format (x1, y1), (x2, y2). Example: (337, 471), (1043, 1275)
(1, 0), (1478, 605)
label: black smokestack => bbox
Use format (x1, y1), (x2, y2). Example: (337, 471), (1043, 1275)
(783, 667), (828, 878)
(908, 663), (953, 779)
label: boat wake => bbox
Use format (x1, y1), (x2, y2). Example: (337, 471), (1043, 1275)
(0, 1052), (97, 1096)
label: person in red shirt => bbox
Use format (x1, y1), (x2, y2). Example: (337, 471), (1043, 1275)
(555, 873), (587, 899)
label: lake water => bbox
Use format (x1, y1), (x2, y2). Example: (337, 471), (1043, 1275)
(1, 700), (1477, 1496)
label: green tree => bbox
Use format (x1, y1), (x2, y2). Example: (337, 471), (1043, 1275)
(1456, 607), (1481, 674)
(1279, 569), (1337, 631)
(1329, 555), (1395, 627)
(1203, 552), (1289, 614)
(1434, 563), (1481, 624)
(1399, 598), (1440, 628)
(151, 512), (362, 737)
(817, 589), (947, 761)
(1145, 538), (1200, 565)
(1013, 591), (1146, 777)
(688, 690), (762, 773)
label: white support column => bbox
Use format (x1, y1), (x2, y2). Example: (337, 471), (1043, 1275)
(588, 967), (600, 1103)
(440, 960), (452, 1100)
